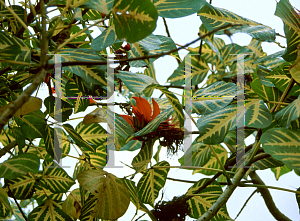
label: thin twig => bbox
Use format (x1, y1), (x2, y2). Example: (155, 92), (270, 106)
(7, 185), (28, 220)
(234, 190), (257, 220)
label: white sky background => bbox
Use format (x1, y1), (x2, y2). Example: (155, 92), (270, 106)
(1, 0), (300, 220)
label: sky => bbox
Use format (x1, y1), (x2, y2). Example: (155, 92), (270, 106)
(1, 0), (300, 220)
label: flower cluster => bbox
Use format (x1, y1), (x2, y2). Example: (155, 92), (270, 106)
(121, 96), (184, 154)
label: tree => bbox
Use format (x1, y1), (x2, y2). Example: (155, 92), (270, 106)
(0, 0), (299, 220)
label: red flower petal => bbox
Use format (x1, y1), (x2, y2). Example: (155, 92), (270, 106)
(133, 97), (152, 123)
(120, 115), (134, 129)
(151, 98), (160, 120)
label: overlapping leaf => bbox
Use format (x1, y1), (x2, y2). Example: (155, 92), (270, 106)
(153, 0), (206, 18)
(40, 161), (75, 193)
(168, 52), (210, 86)
(91, 25), (121, 51)
(0, 30), (31, 70)
(113, 0), (158, 43)
(261, 128), (300, 170)
(62, 189), (82, 219)
(49, 48), (107, 87)
(187, 178), (231, 220)
(275, 0), (300, 61)
(275, 95), (300, 128)
(131, 139), (154, 171)
(271, 165), (292, 180)
(137, 161), (170, 207)
(0, 153), (39, 179)
(65, 81), (90, 114)
(198, 4), (276, 42)
(33, 185), (63, 205)
(77, 170), (130, 219)
(178, 142), (211, 167)
(28, 200), (73, 221)
(192, 81), (236, 115)
(63, 123), (96, 152)
(4, 173), (36, 199)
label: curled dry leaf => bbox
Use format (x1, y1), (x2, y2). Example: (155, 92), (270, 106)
(83, 107), (107, 125)
(0, 97), (42, 117)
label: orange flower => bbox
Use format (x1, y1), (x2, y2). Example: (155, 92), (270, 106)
(121, 96), (160, 133)
(121, 96), (184, 153)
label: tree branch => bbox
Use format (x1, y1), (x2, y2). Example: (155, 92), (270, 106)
(248, 171), (292, 221)
(197, 167), (247, 221)
(0, 140), (17, 158)
(46, 23), (242, 69)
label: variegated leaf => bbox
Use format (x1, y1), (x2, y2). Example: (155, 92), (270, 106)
(275, 0), (300, 61)
(251, 77), (282, 110)
(33, 185), (63, 205)
(28, 200), (73, 221)
(0, 153), (39, 179)
(117, 71), (158, 94)
(153, 0), (206, 18)
(4, 173), (36, 199)
(63, 123), (96, 152)
(271, 165), (292, 180)
(192, 81), (236, 115)
(40, 161), (75, 193)
(126, 107), (173, 143)
(78, 170), (130, 220)
(91, 25), (122, 51)
(275, 95), (300, 128)
(131, 139), (154, 171)
(178, 142), (211, 167)
(0, 186), (11, 213)
(261, 128), (300, 170)
(187, 178), (231, 220)
(137, 161), (170, 207)
(49, 48), (107, 87)
(144, 84), (185, 127)
(62, 189), (82, 219)
(113, 0), (158, 43)
(198, 4), (275, 42)
(192, 144), (227, 176)
(168, 53), (210, 86)
(0, 30), (31, 70)
(65, 81), (90, 114)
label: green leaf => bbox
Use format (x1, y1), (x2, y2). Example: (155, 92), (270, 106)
(196, 100), (272, 144)
(40, 161), (75, 193)
(267, 61), (300, 96)
(63, 123), (96, 152)
(252, 156), (284, 170)
(126, 107), (173, 143)
(251, 77), (282, 110)
(137, 161), (170, 207)
(275, 0), (300, 61)
(256, 65), (275, 87)
(271, 165), (292, 180)
(0, 30), (31, 70)
(4, 173), (36, 199)
(261, 128), (300, 170)
(33, 185), (63, 205)
(198, 4), (276, 42)
(78, 170), (130, 220)
(112, 0), (158, 43)
(15, 110), (46, 139)
(120, 140), (143, 151)
(91, 25), (122, 51)
(65, 81), (90, 114)
(28, 200), (73, 221)
(117, 71), (158, 94)
(80, 0), (114, 14)
(296, 187), (300, 212)
(132, 139), (155, 171)
(275, 95), (300, 128)
(178, 142), (211, 167)
(187, 178), (231, 220)
(168, 53), (210, 86)
(44, 96), (73, 122)
(144, 84), (185, 127)
(62, 189), (81, 219)
(192, 144), (227, 176)
(49, 48), (107, 87)
(192, 81), (236, 115)
(0, 186), (11, 213)
(122, 179), (155, 218)
(154, 0), (207, 18)
(79, 194), (98, 221)
(0, 153), (39, 179)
